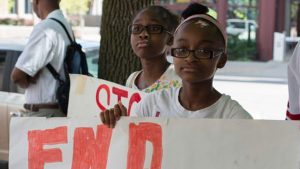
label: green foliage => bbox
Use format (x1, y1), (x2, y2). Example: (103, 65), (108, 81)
(8, 0), (14, 13)
(60, 0), (90, 15)
(227, 35), (257, 61)
(228, 0), (257, 20)
(0, 18), (26, 25)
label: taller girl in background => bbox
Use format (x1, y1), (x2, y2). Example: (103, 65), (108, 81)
(126, 4), (211, 93)
(125, 6), (181, 93)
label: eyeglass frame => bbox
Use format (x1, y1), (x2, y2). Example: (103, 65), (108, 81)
(128, 24), (172, 35)
(170, 48), (224, 59)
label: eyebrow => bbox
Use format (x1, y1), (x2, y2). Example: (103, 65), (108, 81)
(175, 38), (214, 44)
(133, 18), (162, 24)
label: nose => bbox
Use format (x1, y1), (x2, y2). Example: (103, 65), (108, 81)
(139, 29), (149, 39)
(184, 50), (197, 62)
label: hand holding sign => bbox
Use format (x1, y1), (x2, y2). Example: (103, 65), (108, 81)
(100, 102), (127, 128)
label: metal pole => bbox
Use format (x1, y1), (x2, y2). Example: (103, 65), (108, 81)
(247, 0), (253, 44)
(285, 0), (291, 36)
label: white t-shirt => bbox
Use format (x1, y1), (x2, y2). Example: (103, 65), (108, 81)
(134, 87), (252, 119)
(15, 10), (72, 104)
(126, 64), (181, 93)
(287, 42), (300, 120)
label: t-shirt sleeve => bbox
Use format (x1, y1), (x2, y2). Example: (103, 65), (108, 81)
(230, 102), (253, 119)
(134, 93), (157, 117)
(15, 27), (55, 77)
(287, 42), (300, 120)
(126, 71), (138, 88)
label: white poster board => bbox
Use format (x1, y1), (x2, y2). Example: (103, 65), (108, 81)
(0, 91), (25, 161)
(68, 75), (145, 117)
(9, 117), (300, 169)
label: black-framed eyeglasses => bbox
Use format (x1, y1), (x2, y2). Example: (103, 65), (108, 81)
(171, 48), (224, 59)
(128, 24), (172, 35)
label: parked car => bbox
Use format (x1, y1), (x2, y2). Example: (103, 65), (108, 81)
(226, 19), (257, 40)
(0, 39), (100, 93)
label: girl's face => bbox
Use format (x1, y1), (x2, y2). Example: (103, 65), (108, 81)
(172, 20), (226, 83)
(130, 9), (171, 60)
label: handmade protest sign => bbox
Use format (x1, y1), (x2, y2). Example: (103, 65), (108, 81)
(0, 91), (25, 161)
(9, 117), (300, 169)
(68, 75), (145, 117)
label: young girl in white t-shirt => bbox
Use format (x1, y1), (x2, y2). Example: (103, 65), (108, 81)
(100, 8), (252, 128)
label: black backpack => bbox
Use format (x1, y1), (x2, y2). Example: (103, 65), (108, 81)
(46, 18), (90, 115)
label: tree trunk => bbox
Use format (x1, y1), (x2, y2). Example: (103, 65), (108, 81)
(99, 0), (154, 84)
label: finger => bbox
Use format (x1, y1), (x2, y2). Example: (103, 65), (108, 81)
(101, 110), (109, 125)
(103, 109), (110, 127)
(109, 109), (116, 128)
(119, 103), (127, 116)
(100, 111), (105, 124)
(114, 104), (121, 120)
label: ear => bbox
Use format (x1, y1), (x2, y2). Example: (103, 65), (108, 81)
(34, 0), (39, 5)
(217, 53), (227, 68)
(166, 35), (173, 46)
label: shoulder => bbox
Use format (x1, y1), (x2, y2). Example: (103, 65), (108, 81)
(126, 70), (141, 88)
(164, 64), (181, 81)
(142, 88), (178, 109)
(144, 64), (181, 93)
(135, 88), (178, 117)
(219, 94), (252, 119)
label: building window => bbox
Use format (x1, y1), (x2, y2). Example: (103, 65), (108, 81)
(25, 0), (32, 13)
(8, 0), (16, 14)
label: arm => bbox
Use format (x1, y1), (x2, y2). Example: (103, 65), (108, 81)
(11, 68), (39, 89)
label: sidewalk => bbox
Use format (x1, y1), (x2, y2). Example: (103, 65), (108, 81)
(215, 61), (288, 84)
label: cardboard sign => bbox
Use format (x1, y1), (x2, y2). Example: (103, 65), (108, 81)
(68, 75), (145, 117)
(9, 117), (300, 169)
(0, 91), (25, 161)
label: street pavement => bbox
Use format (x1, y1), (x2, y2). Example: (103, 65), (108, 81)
(216, 60), (288, 83)
(215, 60), (288, 120)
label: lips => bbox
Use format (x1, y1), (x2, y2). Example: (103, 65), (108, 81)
(180, 65), (199, 73)
(137, 40), (150, 48)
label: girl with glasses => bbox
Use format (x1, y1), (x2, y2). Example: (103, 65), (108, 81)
(125, 6), (181, 93)
(101, 4), (252, 128)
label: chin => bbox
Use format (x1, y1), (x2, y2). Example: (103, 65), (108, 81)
(180, 75), (212, 84)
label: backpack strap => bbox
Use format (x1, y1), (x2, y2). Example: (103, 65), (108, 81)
(49, 18), (75, 43)
(47, 18), (74, 80)
(46, 64), (64, 84)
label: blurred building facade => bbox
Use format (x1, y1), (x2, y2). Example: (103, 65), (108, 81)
(0, 0), (102, 26)
(0, 0), (298, 61)
(158, 0), (299, 61)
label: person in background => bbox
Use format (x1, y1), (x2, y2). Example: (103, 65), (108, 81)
(286, 42), (300, 120)
(11, 0), (72, 117)
(101, 6), (252, 128)
(181, 2), (209, 20)
(125, 5), (181, 93)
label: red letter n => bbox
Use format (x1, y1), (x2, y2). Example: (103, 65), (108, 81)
(71, 125), (113, 169)
(127, 123), (163, 169)
(28, 126), (67, 169)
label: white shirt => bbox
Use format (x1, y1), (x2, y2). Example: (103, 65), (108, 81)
(287, 42), (300, 120)
(134, 87), (252, 119)
(15, 10), (73, 104)
(126, 64), (181, 93)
